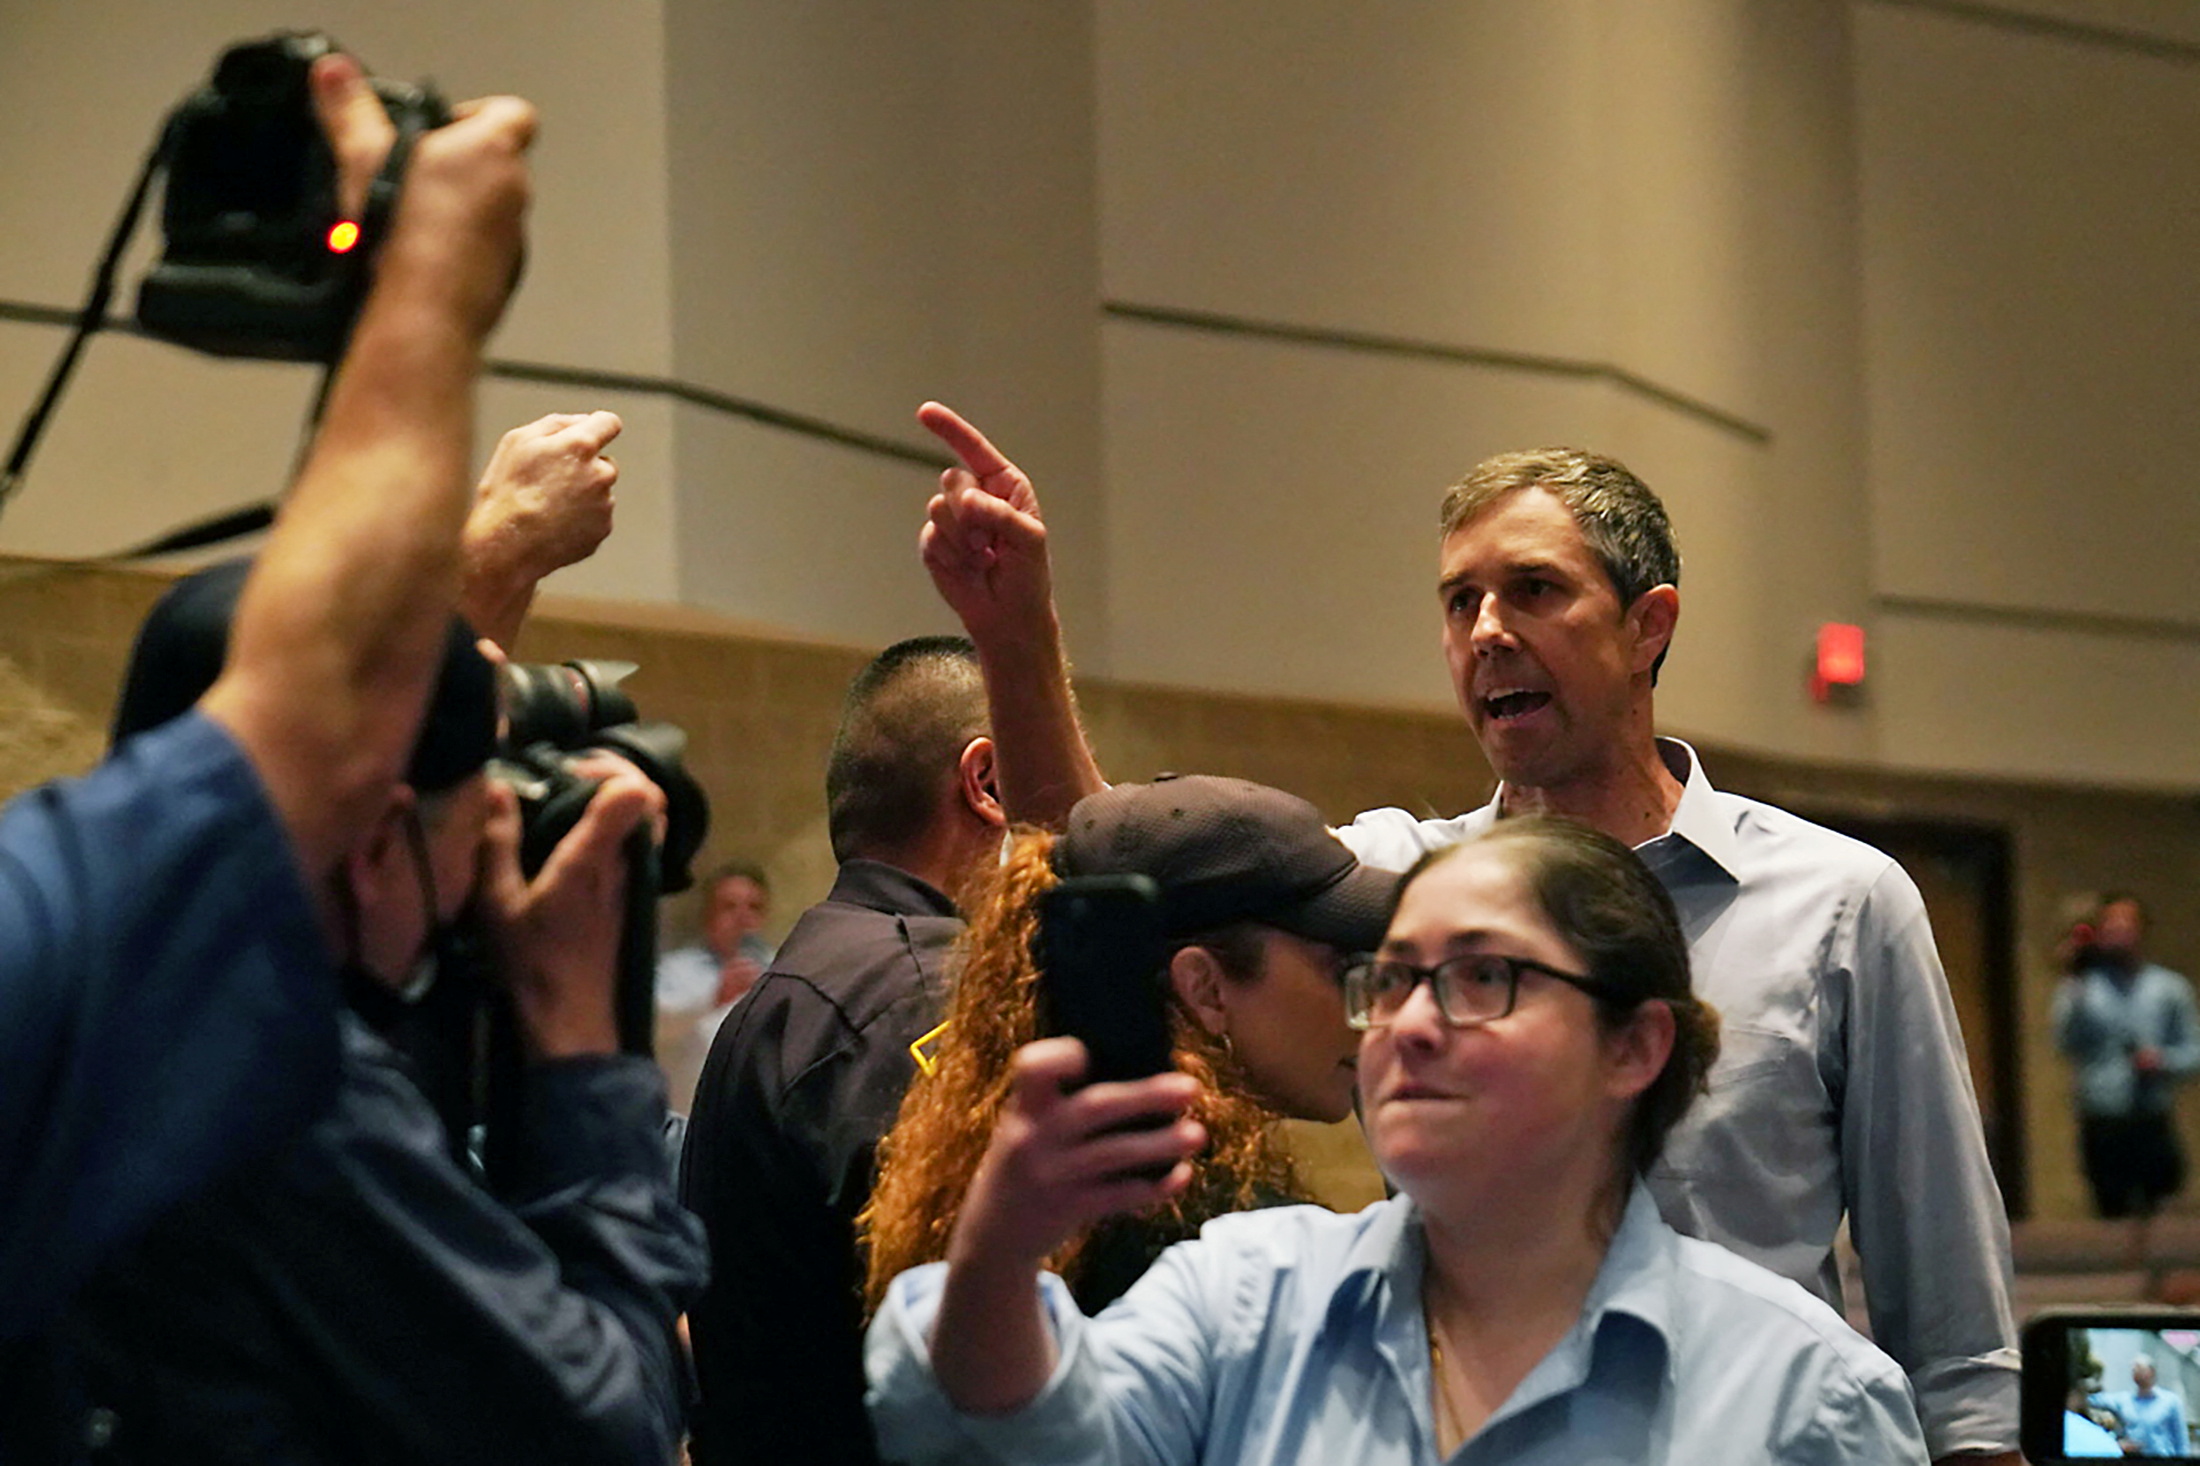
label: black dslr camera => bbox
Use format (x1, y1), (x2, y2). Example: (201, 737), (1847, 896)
(137, 31), (451, 361)
(397, 659), (709, 1180)
(5, 32), (458, 524)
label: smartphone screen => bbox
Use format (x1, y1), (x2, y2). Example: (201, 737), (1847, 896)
(2022, 1310), (2200, 1461)
(1034, 874), (1173, 1086)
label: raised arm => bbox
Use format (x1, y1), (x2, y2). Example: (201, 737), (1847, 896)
(459, 410), (623, 650)
(917, 402), (1106, 827)
(199, 54), (535, 883)
(925, 1039), (1202, 1416)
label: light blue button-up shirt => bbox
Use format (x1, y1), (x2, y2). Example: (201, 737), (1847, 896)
(2092, 1386), (2192, 1457)
(1331, 739), (2018, 1457)
(2052, 963), (2200, 1117)
(866, 1186), (1927, 1465)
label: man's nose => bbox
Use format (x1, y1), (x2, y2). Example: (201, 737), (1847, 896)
(1471, 595), (1515, 654)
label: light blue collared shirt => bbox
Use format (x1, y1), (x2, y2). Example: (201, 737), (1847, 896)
(2053, 963), (2200, 1117)
(2093, 1386), (2191, 1457)
(866, 1186), (1927, 1465)
(1332, 738), (2019, 1457)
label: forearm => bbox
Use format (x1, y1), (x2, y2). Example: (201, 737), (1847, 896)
(456, 517), (536, 651)
(330, 1055), (704, 1462)
(929, 1243), (1059, 1417)
(975, 611), (1105, 829)
(204, 269), (482, 872)
(2050, 982), (2100, 1055)
(1850, 876), (2019, 1456)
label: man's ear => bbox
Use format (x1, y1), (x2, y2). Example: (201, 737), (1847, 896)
(1169, 945), (1230, 1038)
(958, 736), (1006, 828)
(1602, 998), (1677, 1104)
(345, 787), (417, 904)
(1626, 584), (1679, 677)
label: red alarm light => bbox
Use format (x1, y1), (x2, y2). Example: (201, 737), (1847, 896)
(1810, 622), (1866, 703)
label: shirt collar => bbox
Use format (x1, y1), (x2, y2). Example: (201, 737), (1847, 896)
(826, 858), (960, 920)
(1580, 1184), (1682, 1342)
(1318, 1189), (1680, 1425)
(1639, 737), (1743, 883)
(1477, 737), (1742, 882)
(1316, 1194), (1425, 1342)
(1478, 1186), (1680, 1426)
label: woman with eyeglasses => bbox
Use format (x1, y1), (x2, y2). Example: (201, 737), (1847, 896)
(865, 815), (1929, 1464)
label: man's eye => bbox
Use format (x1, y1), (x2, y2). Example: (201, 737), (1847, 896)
(1516, 578), (1553, 601)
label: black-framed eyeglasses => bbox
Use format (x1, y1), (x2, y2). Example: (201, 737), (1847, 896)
(1342, 952), (1621, 1030)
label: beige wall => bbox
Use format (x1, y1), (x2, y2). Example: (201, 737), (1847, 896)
(658, 0), (1109, 652)
(1854, 0), (2200, 788)
(2, 0), (2193, 787)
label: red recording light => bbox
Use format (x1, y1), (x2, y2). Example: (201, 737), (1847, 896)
(326, 220), (361, 254)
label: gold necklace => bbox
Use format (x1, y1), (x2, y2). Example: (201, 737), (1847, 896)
(1425, 1291), (1463, 1451)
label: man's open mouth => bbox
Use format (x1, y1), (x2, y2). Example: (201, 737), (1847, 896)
(1481, 690), (1551, 721)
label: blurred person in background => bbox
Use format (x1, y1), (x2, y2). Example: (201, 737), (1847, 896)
(2055, 894), (2200, 1265)
(657, 862), (778, 1105)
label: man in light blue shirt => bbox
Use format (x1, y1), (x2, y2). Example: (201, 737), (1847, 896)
(657, 862), (778, 1108)
(907, 409), (2018, 1461)
(2094, 1356), (2191, 1458)
(869, 1188), (1927, 1465)
(657, 862), (777, 1014)
(2053, 897), (2200, 1219)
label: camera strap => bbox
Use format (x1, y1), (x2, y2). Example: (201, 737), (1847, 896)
(0, 128), (169, 524)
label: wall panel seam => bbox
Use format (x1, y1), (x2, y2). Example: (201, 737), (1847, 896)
(0, 299), (954, 471)
(1100, 299), (1774, 447)
(1858, 0), (2200, 65)
(1878, 592), (2200, 644)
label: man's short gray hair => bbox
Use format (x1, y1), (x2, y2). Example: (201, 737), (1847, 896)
(1439, 447), (1681, 678)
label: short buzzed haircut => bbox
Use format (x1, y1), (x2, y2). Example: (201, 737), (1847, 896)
(1440, 447), (1682, 677)
(825, 636), (987, 863)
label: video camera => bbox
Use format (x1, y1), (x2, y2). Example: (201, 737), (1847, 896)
(2023, 1309), (2200, 1461)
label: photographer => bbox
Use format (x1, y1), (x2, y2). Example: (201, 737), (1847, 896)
(0, 50), (531, 1345)
(42, 566), (705, 1463)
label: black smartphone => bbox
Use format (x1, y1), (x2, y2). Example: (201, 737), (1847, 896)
(2021, 1308), (2200, 1461)
(1034, 874), (1173, 1086)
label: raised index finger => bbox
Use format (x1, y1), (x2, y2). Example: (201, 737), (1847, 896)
(917, 401), (1014, 480)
